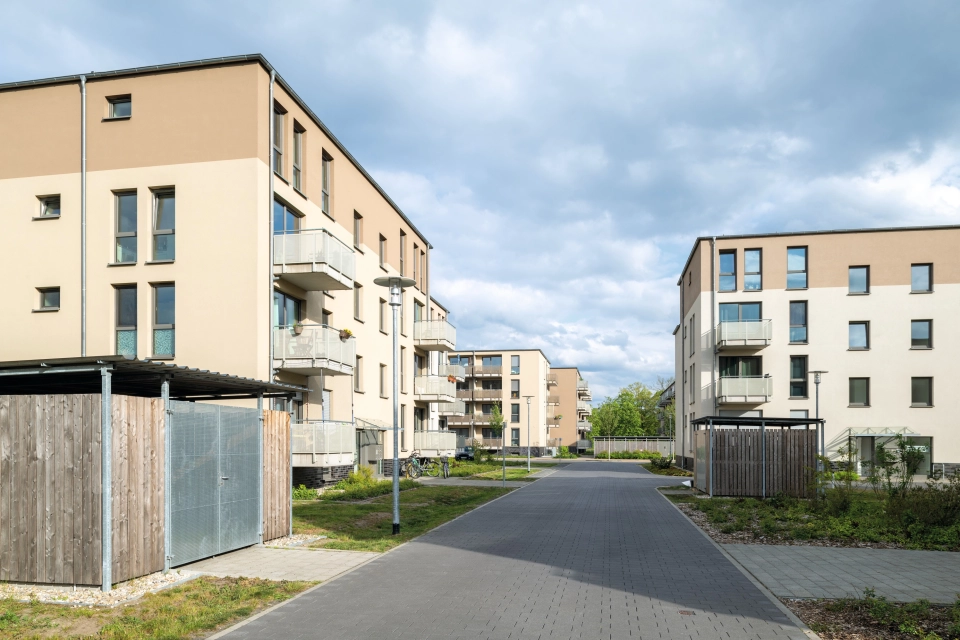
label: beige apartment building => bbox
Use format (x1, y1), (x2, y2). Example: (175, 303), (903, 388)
(674, 225), (960, 475)
(0, 54), (458, 484)
(551, 367), (593, 449)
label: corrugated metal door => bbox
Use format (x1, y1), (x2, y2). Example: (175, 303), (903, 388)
(169, 402), (260, 567)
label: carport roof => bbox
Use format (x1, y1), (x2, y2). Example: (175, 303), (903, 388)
(691, 416), (824, 428)
(0, 356), (304, 400)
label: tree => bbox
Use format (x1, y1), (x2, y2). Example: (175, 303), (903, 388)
(489, 404), (505, 440)
(587, 381), (670, 438)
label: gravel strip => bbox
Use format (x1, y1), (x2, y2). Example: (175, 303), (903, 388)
(266, 534), (328, 548)
(0, 569), (198, 607)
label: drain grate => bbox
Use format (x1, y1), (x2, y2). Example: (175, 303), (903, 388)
(679, 610), (696, 616)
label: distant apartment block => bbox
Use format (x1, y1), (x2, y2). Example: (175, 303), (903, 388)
(551, 367), (592, 448)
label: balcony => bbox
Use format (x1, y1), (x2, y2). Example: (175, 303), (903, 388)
(547, 395), (560, 405)
(291, 420), (355, 467)
(471, 389), (503, 401)
(546, 373), (558, 386)
(273, 229), (355, 291)
(479, 437), (503, 449)
(716, 319), (772, 349)
(437, 400), (466, 416)
(439, 363), (467, 381)
(413, 431), (457, 457)
(469, 365), (502, 377)
(547, 416), (561, 427)
(577, 420), (591, 431)
(413, 319), (456, 351)
(273, 325), (355, 376)
(414, 376), (456, 403)
(577, 401), (592, 415)
(445, 415), (474, 427)
(455, 389), (474, 400)
(577, 380), (592, 400)
(716, 376), (773, 404)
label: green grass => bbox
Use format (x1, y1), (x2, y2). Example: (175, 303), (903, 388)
(447, 460), (554, 478)
(646, 465), (693, 477)
(316, 478), (419, 501)
(470, 468), (538, 481)
(0, 576), (312, 639)
(294, 484), (511, 552)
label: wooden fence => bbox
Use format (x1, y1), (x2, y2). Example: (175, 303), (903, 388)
(262, 410), (291, 542)
(693, 428), (817, 498)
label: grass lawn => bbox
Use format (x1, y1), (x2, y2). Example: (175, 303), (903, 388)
(447, 460), (553, 478)
(295, 484), (510, 552)
(471, 467), (538, 481)
(0, 576), (312, 640)
(645, 465), (693, 477)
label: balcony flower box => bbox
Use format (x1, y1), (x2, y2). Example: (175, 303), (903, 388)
(339, 328), (353, 341)
(293, 323), (304, 336)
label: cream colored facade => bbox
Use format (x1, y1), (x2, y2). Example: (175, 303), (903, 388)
(0, 55), (457, 476)
(675, 226), (960, 473)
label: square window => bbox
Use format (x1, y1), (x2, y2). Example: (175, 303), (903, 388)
(911, 320), (932, 349)
(718, 250), (736, 291)
(849, 378), (869, 406)
(39, 196), (60, 218)
(849, 322), (869, 349)
(911, 377), (933, 407)
(848, 266), (869, 294)
(912, 264), (932, 292)
(108, 96), (131, 118)
(38, 287), (60, 309)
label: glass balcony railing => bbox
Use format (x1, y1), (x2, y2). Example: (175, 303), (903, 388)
(273, 324), (356, 376)
(716, 319), (773, 348)
(716, 376), (773, 402)
(414, 319), (456, 351)
(273, 229), (356, 291)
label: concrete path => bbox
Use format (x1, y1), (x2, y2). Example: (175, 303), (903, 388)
(219, 461), (806, 639)
(182, 547), (377, 582)
(724, 544), (960, 603)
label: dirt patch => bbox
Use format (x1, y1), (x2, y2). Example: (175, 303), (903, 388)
(40, 616), (103, 638)
(784, 598), (959, 639)
(355, 512), (392, 529)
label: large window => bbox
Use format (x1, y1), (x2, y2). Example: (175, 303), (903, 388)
(789, 356), (807, 398)
(115, 285), (137, 357)
(115, 191), (137, 263)
(849, 266), (869, 294)
(912, 264), (932, 293)
(152, 190), (175, 261)
(719, 250), (736, 291)
(911, 320), (932, 349)
(273, 291), (302, 327)
(292, 124), (304, 191)
(719, 302), (761, 323)
(481, 355), (502, 367)
(912, 377), (933, 407)
(849, 322), (869, 350)
(272, 106), (284, 176)
(153, 284), (175, 357)
(719, 356), (761, 378)
(511, 379), (520, 399)
(744, 249), (762, 290)
(511, 355), (520, 374)
(511, 404), (520, 423)
(273, 200), (301, 234)
(787, 247), (807, 289)
(849, 378), (870, 407)
(400, 230), (406, 276)
(321, 153), (332, 216)
(789, 301), (807, 343)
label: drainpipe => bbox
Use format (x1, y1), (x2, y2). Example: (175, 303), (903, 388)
(268, 69), (276, 382)
(710, 237), (717, 416)
(80, 76), (87, 357)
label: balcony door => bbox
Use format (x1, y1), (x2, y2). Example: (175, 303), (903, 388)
(719, 302), (761, 322)
(273, 291), (302, 327)
(273, 200), (301, 234)
(720, 356), (761, 378)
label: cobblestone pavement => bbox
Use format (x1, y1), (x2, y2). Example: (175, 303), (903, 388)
(724, 544), (960, 603)
(220, 461), (806, 639)
(182, 547), (377, 582)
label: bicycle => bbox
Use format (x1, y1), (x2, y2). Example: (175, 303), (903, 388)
(421, 457), (441, 477)
(402, 451), (423, 479)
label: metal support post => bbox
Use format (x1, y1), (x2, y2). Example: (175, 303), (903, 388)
(391, 284), (401, 534)
(760, 419), (766, 499)
(101, 367), (112, 591)
(257, 393), (264, 546)
(524, 396), (533, 472)
(709, 418), (714, 498)
(162, 377), (172, 571)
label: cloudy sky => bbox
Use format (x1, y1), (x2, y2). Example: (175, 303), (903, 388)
(4, 1), (960, 401)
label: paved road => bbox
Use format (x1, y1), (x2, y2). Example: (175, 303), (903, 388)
(221, 461), (806, 639)
(183, 547), (377, 582)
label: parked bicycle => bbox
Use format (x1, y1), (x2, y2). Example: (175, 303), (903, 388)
(400, 450), (423, 478)
(420, 457), (441, 477)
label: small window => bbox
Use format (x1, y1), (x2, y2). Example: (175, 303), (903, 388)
(354, 356), (363, 392)
(511, 379), (520, 399)
(848, 266), (869, 294)
(689, 364), (696, 404)
(380, 363), (388, 398)
(379, 298), (387, 333)
(912, 320), (932, 349)
(413, 243), (419, 285)
(292, 123), (304, 191)
(272, 106), (285, 176)
(379, 235), (386, 268)
(787, 247), (807, 289)
(38, 196), (60, 218)
(911, 264), (932, 292)
(108, 96), (131, 119)
(789, 301), (807, 343)
(511, 427), (520, 445)
(689, 315), (695, 356)
(321, 153), (332, 216)
(400, 291), (406, 337)
(419, 250), (425, 289)
(849, 322), (869, 350)
(115, 191), (137, 263)
(353, 212), (362, 249)
(115, 285), (137, 357)
(153, 283), (175, 357)
(38, 287), (60, 310)
(511, 405), (520, 424)
(400, 230), (406, 276)
(400, 346), (406, 393)
(789, 356), (807, 398)
(354, 283), (363, 321)
(911, 377), (933, 407)
(152, 190), (175, 261)
(718, 250), (736, 291)
(744, 249), (762, 291)
(849, 377), (870, 407)
(789, 409), (809, 419)
(511, 355), (520, 375)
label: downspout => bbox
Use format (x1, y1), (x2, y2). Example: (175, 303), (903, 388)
(268, 69), (276, 383)
(80, 76), (87, 357)
(710, 237), (717, 416)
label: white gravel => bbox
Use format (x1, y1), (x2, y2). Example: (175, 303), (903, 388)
(0, 569), (198, 607)
(265, 534), (328, 548)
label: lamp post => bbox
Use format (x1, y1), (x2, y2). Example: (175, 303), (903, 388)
(374, 275), (416, 535)
(523, 395), (534, 471)
(810, 370), (828, 471)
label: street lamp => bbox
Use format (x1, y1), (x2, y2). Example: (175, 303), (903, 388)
(810, 370), (828, 471)
(374, 275), (416, 535)
(523, 395), (534, 471)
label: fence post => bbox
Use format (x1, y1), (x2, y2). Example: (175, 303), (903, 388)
(760, 419), (766, 499)
(709, 419), (714, 498)
(100, 367), (112, 592)
(163, 378), (172, 569)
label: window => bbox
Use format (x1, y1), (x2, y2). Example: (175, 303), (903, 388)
(689, 365), (695, 403)
(414, 353), (424, 376)
(511, 355), (520, 375)
(273, 200), (301, 234)
(152, 190), (175, 261)
(37, 287), (60, 310)
(912, 320), (932, 349)
(789, 301), (807, 343)
(292, 123), (304, 191)
(789, 356), (807, 398)
(353, 212), (362, 248)
(743, 249), (762, 290)
(108, 96), (131, 119)
(481, 403), (495, 415)
(787, 247), (807, 289)
(400, 292), (406, 336)
(718, 250), (736, 291)
(115, 191), (137, 263)
(849, 322), (869, 349)
(400, 346), (406, 393)
(719, 302), (761, 323)
(849, 378), (870, 407)
(511, 379), (520, 399)
(354, 284), (363, 320)
(379, 235), (386, 269)
(912, 377), (933, 407)
(481, 355), (502, 367)
(414, 301), (423, 324)
(379, 299), (387, 333)
(400, 405), (406, 449)
(719, 356), (761, 378)
(272, 291), (302, 326)
(912, 264), (932, 292)
(321, 309), (331, 326)
(380, 364), (387, 398)
(481, 379), (502, 390)
(420, 250), (425, 289)
(689, 314), (695, 356)
(115, 285), (136, 356)
(511, 427), (520, 445)
(153, 284), (175, 357)
(38, 196), (60, 218)
(321, 153), (331, 216)
(354, 356), (363, 392)
(413, 243), (419, 284)
(511, 405), (520, 424)
(849, 266), (869, 294)
(790, 410), (809, 419)
(272, 106), (284, 176)
(400, 230), (406, 276)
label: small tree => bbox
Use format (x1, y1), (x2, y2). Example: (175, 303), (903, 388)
(488, 404), (507, 481)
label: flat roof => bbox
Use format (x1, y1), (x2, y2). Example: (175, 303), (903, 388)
(691, 416), (823, 428)
(0, 356), (304, 400)
(0, 53), (432, 249)
(450, 348), (552, 364)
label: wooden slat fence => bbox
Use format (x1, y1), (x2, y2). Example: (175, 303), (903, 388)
(262, 409), (290, 542)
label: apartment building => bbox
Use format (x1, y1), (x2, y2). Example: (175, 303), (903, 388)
(674, 225), (959, 475)
(0, 54), (457, 483)
(551, 367), (593, 448)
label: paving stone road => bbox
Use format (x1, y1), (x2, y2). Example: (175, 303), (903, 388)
(220, 461), (807, 639)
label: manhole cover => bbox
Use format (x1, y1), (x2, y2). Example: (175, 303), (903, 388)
(679, 610), (695, 616)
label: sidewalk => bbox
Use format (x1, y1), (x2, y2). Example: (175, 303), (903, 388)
(182, 546), (378, 582)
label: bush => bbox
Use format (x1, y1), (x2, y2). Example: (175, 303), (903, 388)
(554, 448), (578, 459)
(321, 478), (419, 501)
(332, 466), (376, 490)
(292, 484), (317, 501)
(649, 456), (674, 471)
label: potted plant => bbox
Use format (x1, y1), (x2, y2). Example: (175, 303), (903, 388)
(447, 374), (457, 383)
(555, 414), (563, 420)
(339, 328), (353, 341)
(293, 322), (304, 335)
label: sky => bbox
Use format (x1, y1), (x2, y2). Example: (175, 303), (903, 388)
(4, 1), (960, 402)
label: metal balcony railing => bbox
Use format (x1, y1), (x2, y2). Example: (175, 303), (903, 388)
(717, 376), (773, 402)
(469, 365), (502, 377)
(577, 420), (591, 431)
(414, 431), (457, 455)
(439, 363), (466, 380)
(413, 319), (456, 351)
(273, 229), (355, 291)
(577, 380), (589, 391)
(291, 420), (355, 466)
(480, 437), (502, 448)
(577, 401), (592, 414)
(472, 389), (503, 400)
(437, 400), (466, 416)
(273, 325), (356, 376)
(455, 389), (473, 400)
(546, 373), (558, 386)
(414, 376), (456, 401)
(547, 416), (561, 426)
(716, 319), (773, 349)
(446, 415), (474, 426)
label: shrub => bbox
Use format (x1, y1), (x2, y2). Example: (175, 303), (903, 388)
(332, 466), (376, 490)
(292, 484), (317, 501)
(649, 456), (673, 471)
(554, 448), (578, 459)
(602, 450), (662, 460)
(321, 478), (419, 501)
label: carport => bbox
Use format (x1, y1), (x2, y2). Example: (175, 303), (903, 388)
(0, 356), (303, 591)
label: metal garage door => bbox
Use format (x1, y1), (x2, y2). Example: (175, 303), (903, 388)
(169, 401), (260, 567)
